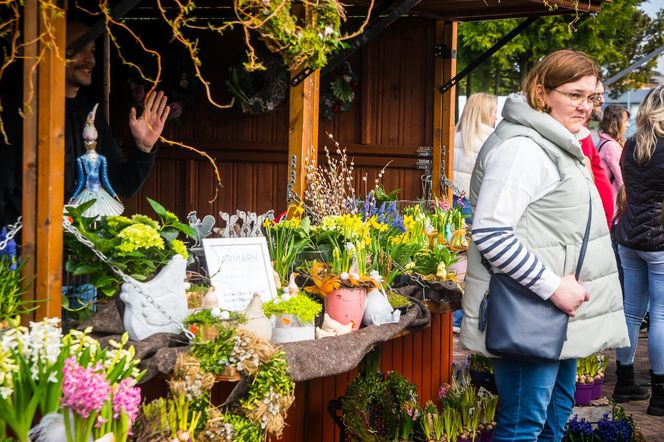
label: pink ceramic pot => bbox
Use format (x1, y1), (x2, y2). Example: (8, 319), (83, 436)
(325, 287), (367, 330)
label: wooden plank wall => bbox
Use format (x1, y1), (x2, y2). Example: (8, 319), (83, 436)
(276, 312), (453, 442)
(119, 18), (436, 219)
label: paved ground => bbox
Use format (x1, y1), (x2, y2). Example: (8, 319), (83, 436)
(452, 329), (664, 440)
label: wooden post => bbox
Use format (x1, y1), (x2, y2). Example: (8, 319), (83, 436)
(21, 0), (38, 315)
(432, 20), (457, 202)
(22, 2), (66, 320)
(287, 71), (320, 201)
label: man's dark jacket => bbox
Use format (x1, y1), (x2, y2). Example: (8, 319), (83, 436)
(0, 91), (156, 227)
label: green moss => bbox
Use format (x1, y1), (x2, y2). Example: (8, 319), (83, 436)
(262, 294), (322, 324)
(387, 291), (412, 309)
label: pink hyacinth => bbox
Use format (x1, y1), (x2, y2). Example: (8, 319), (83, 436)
(61, 357), (111, 418)
(112, 378), (141, 424)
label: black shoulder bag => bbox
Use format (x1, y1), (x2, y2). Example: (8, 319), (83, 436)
(477, 191), (593, 362)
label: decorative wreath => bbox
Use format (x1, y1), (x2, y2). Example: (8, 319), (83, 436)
(226, 53), (289, 115)
(321, 61), (359, 120)
(189, 325), (296, 441)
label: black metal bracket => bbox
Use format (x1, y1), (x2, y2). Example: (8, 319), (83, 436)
(67, 0), (144, 56)
(439, 16), (537, 94)
(291, 0), (423, 87)
(434, 44), (456, 59)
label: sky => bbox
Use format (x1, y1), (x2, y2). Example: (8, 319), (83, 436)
(642, 0), (664, 74)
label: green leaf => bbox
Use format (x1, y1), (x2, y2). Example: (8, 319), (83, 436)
(160, 229), (180, 242)
(147, 197), (167, 217)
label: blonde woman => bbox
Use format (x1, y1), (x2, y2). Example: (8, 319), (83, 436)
(452, 93), (497, 224)
(614, 85), (664, 416)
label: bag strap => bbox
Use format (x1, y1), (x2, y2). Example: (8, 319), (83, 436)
(597, 139), (609, 153)
(575, 190), (593, 280)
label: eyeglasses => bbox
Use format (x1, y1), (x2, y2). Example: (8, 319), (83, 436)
(550, 89), (603, 108)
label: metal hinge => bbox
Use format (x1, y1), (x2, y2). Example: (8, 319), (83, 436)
(416, 158), (432, 170)
(434, 44), (456, 59)
(417, 146), (432, 157)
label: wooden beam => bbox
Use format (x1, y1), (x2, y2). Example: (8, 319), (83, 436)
(21, 0), (39, 320)
(432, 20), (457, 202)
(287, 70), (320, 201)
(24, 4), (66, 320)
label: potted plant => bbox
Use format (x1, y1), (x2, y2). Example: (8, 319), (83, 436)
(263, 292), (322, 343)
(64, 198), (195, 340)
(263, 213), (312, 287)
(574, 356), (595, 406)
(592, 354), (608, 400)
(478, 393), (498, 442)
(0, 319), (142, 442)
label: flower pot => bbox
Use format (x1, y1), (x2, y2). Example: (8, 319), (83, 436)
(325, 287), (367, 330)
(574, 382), (594, 405)
(481, 428), (494, 442)
(271, 314), (315, 343)
(120, 254), (189, 341)
(591, 377), (604, 400)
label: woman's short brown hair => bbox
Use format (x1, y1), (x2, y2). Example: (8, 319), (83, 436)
(600, 104), (630, 146)
(523, 50), (600, 112)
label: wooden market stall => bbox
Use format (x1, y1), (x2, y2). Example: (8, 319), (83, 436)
(13, 0), (605, 440)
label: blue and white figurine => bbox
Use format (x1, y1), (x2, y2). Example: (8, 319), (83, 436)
(69, 103), (124, 218)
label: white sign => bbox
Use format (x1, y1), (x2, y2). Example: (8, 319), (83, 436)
(202, 237), (277, 311)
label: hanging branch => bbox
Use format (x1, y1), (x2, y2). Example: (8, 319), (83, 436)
(0, 0), (64, 144)
(155, 0), (234, 109)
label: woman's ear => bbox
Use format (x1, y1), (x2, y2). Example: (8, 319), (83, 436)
(535, 84), (551, 113)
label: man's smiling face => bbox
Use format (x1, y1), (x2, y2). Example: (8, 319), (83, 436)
(65, 22), (96, 97)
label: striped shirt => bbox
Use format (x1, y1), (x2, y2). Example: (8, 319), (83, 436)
(471, 136), (563, 300)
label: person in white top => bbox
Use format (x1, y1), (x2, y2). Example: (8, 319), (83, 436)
(451, 93), (496, 331)
(452, 93), (497, 225)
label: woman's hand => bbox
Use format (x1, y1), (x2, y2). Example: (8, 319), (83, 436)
(549, 274), (589, 317)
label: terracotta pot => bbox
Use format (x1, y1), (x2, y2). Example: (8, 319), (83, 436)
(574, 382), (593, 405)
(325, 287), (367, 330)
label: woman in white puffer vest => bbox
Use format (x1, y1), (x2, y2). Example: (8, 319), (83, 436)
(452, 93), (496, 331)
(452, 92), (497, 224)
(460, 50), (628, 441)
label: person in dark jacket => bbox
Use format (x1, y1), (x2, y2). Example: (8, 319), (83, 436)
(0, 20), (170, 228)
(613, 85), (664, 415)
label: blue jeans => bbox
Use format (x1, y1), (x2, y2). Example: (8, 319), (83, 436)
(492, 358), (577, 442)
(615, 246), (664, 374)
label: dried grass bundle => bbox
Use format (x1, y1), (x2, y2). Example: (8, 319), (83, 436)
(245, 392), (295, 439)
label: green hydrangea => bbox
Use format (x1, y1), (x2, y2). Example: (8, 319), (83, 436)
(171, 239), (189, 260)
(116, 224), (165, 254)
(105, 216), (133, 232)
(130, 214), (161, 230)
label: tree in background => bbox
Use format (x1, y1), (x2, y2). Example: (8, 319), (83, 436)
(457, 0), (664, 97)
